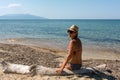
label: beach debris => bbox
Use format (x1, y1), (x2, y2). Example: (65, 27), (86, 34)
(94, 64), (107, 69)
(35, 65), (57, 75)
(0, 61), (33, 74)
(31, 65), (74, 76)
(34, 66), (97, 76)
(0, 61), (104, 75)
(0, 61), (91, 75)
(0, 61), (116, 80)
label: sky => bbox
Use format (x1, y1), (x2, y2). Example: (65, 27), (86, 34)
(0, 0), (120, 19)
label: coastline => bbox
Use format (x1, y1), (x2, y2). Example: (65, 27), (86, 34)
(0, 41), (120, 80)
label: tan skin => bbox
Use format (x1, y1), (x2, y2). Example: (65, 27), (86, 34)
(56, 31), (82, 74)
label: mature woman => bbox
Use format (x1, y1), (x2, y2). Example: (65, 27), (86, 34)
(56, 25), (82, 74)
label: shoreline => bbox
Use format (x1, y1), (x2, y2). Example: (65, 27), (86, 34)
(0, 38), (120, 60)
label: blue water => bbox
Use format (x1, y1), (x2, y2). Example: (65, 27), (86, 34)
(0, 19), (120, 50)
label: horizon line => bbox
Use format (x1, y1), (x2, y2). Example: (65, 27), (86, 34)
(0, 18), (120, 20)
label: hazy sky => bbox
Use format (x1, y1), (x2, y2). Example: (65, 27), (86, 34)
(0, 0), (120, 19)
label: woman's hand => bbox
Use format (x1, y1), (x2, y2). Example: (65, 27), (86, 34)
(56, 68), (63, 74)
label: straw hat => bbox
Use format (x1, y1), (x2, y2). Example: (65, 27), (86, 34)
(68, 25), (79, 32)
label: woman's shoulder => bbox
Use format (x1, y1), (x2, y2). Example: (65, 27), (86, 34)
(70, 39), (76, 43)
(71, 38), (81, 42)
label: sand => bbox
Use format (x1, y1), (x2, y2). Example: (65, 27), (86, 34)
(0, 43), (120, 80)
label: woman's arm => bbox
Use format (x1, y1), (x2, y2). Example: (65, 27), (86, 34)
(56, 40), (75, 74)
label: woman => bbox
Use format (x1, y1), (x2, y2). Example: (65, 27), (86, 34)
(56, 25), (82, 74)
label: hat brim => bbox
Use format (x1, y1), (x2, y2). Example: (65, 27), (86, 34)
(67, 28), (76, 32)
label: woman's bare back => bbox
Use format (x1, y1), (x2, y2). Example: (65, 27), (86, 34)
(68, 38), (82, 64)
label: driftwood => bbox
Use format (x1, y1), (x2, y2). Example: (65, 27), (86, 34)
(0, 61), (34, 74)
(0, 61), (93, 75)
(0, 61), (114, 78)
(0, 61), (73, 76)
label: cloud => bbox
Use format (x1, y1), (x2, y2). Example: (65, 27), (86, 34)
(0, 3), (23, 15)
(0, 3), (22, 9)
(7, 3), (22, 8)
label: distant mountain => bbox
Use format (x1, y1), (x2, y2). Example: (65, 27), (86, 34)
(0, 14), (47, 19)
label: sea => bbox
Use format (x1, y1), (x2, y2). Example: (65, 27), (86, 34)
(0, 19), (120, 52)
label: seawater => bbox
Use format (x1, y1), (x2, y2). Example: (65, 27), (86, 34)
(0, 19), (120, 51)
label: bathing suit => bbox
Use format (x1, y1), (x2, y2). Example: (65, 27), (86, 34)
(70, 63), (82, 70)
